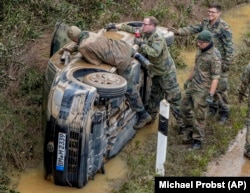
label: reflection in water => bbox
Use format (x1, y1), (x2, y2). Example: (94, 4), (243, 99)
(17, 156), (128, 193)
(17, 3), (250, 193)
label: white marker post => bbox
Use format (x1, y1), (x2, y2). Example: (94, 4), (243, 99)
(156, 99), (169, 176)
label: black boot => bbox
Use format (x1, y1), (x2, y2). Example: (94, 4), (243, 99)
(134, 110), (152, 130)
(190, 139), (202, 150)
(182, 125), (193, 143)
(218, 111), (229, 125)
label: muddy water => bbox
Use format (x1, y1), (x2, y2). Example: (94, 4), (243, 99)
(17, 3), (250, 193)
(16, 122), (157, 193)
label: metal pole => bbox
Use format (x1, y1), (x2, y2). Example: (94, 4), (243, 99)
(155, 99), (169, 176)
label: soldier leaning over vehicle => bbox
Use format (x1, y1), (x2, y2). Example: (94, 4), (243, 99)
(238, 63), (250, 159)
(181, 30), (221, 150)
(112, 16), (185, 133)
(170, 3), (234, 125)
(63, 26), (152, 129)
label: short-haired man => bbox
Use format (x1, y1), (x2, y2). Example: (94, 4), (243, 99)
(170, 3), (234, 125)
(117, 16), (185, 132)
(181, 30), (221, 150)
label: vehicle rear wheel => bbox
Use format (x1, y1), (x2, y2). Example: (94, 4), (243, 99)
(82, 72), (127, 98)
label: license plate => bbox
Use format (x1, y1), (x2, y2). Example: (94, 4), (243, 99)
(56, 132), (66, 171)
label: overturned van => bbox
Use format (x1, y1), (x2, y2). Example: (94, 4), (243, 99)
(42, 21), (174, 188)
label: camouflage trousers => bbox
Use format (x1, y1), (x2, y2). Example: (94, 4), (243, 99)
(181, 89), (208, 142)
(119, 65), (144, 113)
(245, 98), (250, 152)
(147, 64), (184, 127)
(211, 72), (229, 116)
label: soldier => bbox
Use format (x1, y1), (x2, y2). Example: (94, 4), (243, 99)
(64, 26), (152, 129)
(170, 3), (234, 125)
(115, 16), (185, 132)
(238, 63), (250, 159)
(181, 30), (221, 150)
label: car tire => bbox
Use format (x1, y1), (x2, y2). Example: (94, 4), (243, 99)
(82, 72), (127, 98)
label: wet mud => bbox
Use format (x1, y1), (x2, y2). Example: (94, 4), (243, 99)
(17, 3), (250, 193)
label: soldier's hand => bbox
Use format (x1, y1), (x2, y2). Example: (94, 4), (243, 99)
(206, 94), (214, 105)
(183, 79), (191, 90)
(134, 38), (144, 47)
(169, 27), (180, 35)
(105, 23), (117, 31)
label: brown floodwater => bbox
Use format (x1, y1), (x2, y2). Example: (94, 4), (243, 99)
(17, 3), (250, 193)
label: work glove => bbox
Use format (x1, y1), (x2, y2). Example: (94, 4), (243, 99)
(134, 53), (153, 70)
(169, 27), (180, 35)
(134, 38), (145, 47)
(206, 94), (214, 105)
(183, 79), (191, 90)
(105, 23), (117, 31)
(58, 45), (78, 55)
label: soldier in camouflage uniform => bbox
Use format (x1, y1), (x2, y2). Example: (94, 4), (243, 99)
(65, 26), (152, 129)
(181, 30), (221, 150)
(170, 3), (234, 125)
(117, 16), (185, 132)
(238, 63), (250, 159)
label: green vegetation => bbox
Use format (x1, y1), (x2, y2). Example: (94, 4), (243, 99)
(112, 34), (250, 192)
(0, 0), (249, 192)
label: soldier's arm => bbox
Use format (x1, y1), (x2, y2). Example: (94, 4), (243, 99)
(210, 79), (219, 95)
(221, 26), (234, 66)
(211, 53), (222, 94)
(118, 24), (136, 34)
(139, 36), (164, 57)
(177, 20), (204, 35)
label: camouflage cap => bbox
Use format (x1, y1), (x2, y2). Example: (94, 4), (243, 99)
(197, 30), (213, 42)
(67, 26), (81, 41)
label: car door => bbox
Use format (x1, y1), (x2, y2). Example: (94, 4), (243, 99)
(50, 21), (71, 57)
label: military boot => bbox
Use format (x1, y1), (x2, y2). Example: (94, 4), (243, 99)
(182, 126), (193, 144)
(189, 139), (202, 150)
(134, 110), (152, 130)
(218, 111), (229, 125)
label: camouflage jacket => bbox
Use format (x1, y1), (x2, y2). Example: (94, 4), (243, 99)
(238, 63), (250, 95)
(120, 24), (172, 76)
(191, 44), (221, 92)
(78, 31), (133, 71)
(178, 18), (234, 67)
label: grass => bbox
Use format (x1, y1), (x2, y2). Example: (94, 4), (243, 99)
(110, 25), (250, 193)
(0, 0), (249, 192)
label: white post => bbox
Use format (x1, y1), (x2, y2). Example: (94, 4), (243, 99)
(155, 99), (169, 176)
